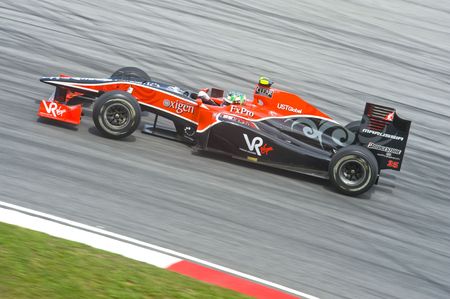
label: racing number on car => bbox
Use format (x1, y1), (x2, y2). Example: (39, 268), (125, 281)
(387, 160), (399, 169)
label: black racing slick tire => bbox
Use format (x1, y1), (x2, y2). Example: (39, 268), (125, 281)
(329, 145), (378, 196)
(110, 67), (151, 82)
(345, 120), (361, 134)
(93, 91), (141, 139)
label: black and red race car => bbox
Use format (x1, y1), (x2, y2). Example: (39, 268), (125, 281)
(37, 67), (411, 196)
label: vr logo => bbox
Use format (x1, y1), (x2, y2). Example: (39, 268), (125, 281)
(42, 100), (66, 117)
(243, 134), (264, 156)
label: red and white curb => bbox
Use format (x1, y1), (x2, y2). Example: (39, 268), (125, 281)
(0, 201), (319, 299)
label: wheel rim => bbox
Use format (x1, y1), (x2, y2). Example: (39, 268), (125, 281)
(338, 158), (368, 187)
(104, 103), (131, 129)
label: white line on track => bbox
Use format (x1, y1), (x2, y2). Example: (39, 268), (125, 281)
(0, 200), (319, 299)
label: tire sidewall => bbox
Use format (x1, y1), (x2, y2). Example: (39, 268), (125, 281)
(93, 91), (141, 139)
(330, 145), (378, 195)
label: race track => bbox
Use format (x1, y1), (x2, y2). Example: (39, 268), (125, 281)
(1, 1), (450, 298)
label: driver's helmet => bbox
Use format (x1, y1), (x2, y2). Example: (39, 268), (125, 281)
(224, 91), (246, 105)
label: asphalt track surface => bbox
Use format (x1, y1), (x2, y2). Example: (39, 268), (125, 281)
(1, 1), (449, 298)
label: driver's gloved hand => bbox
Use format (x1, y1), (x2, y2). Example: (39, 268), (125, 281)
(198, 90), (211, 101)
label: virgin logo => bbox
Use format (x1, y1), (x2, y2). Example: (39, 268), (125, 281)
(42, 101), (66, 117)
(260, 144), (273, 155)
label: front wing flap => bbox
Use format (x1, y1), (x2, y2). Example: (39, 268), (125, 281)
(38, 100), (82, 125)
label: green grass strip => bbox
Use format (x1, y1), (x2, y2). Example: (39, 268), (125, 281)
(0, 222), (251, 299)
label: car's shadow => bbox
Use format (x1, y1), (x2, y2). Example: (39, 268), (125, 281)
(88, 127), (136, 142)
(190, 149), (382, 200)
(192, 149), (327, 185)
(37, 117), (78, 131)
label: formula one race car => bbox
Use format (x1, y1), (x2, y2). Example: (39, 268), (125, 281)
(37, 67), (411, 196)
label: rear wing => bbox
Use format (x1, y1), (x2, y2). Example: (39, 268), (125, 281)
(357, 103), (411, 171)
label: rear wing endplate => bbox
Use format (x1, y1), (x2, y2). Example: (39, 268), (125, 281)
(357, 103), (411, 171)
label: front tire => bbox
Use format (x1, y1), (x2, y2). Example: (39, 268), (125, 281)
(329, 145), (378, 196)
(93, 91), (141, 139)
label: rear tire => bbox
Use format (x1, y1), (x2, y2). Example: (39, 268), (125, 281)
(329, 145), (378, 196)
(110, 67), (151, 82)
(93, 91), (141, 139)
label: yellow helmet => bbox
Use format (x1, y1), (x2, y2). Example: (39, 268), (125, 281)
(258, 76), (273, 87)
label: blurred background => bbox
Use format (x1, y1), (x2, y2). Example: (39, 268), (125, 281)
(1, 1), (449, 298)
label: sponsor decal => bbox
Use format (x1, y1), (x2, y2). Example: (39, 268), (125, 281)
(255, 86), (273, 98)
(241, 134), (272, 156)
(387, 160), (399, 169)
(260, 144), (273, 155)
(219, 114), (257, 128)
(230, 106), (254, 117)
(384, 111), (394, 121)
(146, 82), (161, 88)
(41, 100), (67, 117)
(361, 128), (404, 141)
(48, 77), (112, 81)
(75, 77), (111, 81)
(376, 152), (400, 160)
(243, 134), (263, 156)
(277, 103), (302, 114)
(367, 142), (402, 155)
(163, 99), (194, 114)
